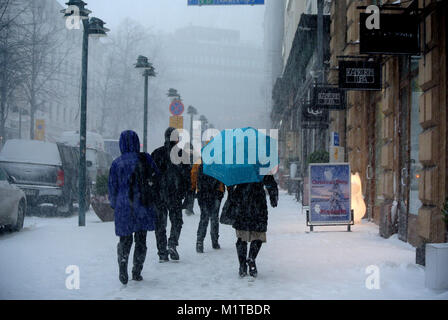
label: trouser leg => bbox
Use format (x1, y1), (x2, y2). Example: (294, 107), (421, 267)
(197, 204), (210, 242)
(168, 205), (183, 248)
(236, 238), (248, 267)
(210, 200), (221, 244)
(132, 231), (147, 277)
(249, 240), (263, 260)
(154, 205), (168, 257)
(117, 235), (133, 283)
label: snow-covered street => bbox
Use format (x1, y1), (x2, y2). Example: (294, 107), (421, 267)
(1, 192), (447, 300)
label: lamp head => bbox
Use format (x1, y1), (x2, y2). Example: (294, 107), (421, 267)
(88, 17), (109, 38)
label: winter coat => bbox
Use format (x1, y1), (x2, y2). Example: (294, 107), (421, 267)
(151, 142), (190, 209)
(196, 164), (225, 208)
(231, 175), (279, 233)
(108, 130), (159, 237)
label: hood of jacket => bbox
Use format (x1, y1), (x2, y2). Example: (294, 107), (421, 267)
(119, 130), (140, 154)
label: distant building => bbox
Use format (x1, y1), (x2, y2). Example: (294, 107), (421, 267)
(160, 25), (267, 131)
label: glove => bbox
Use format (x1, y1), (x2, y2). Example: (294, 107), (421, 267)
(270, 194), (278, 208)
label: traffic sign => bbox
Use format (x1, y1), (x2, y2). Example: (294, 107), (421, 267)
(170, 100), (185, 116)
(170, 116), (184, 129)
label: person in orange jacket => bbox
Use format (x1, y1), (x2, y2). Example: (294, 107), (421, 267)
(191, 159), (225, 253)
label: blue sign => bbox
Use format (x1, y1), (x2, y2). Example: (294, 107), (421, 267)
(332, 132), (340, 147)
(170, 100), (185, 116)
(309, 163), (351, 225)
(188, 0), (264, 5)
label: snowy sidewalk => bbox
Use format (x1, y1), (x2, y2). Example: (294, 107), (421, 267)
(0, 191), (447, 300)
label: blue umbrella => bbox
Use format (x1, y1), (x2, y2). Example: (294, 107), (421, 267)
(201, 127), (278, 186)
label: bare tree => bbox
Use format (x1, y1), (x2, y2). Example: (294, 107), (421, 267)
(19, 0), (72, 139)
(0, 0), (29, 141)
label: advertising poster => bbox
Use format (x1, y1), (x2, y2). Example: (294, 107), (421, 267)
(309, 163), (351, 225)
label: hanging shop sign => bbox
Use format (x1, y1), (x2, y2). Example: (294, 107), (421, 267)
(307, 163), (353, 231)
(360, 13), (420, 55)
(301, 104), (329, 123)
(338, 61), (382, 91)
(313, 86), (346, 110)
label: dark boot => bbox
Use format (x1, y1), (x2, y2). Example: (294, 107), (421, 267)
(212, 240), (221, 250)
(196, 241), (204, 253)
(117, 236), (132, 285)
(248, 240), (262, 278)
(168, 246), (179, 261)
(132, 231), (147, 281)
(236, 239), (248, 277)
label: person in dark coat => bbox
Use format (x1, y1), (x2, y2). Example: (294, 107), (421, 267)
(108, 130), (159, 284)
(151, 127), (190, 262)
(230, 175), (278, 278)
(193, 162), (225, 253)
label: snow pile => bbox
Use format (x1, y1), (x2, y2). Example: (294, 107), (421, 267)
(0, 192), (447, 300)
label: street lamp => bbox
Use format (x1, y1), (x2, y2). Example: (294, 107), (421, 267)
(62, 1), (109, 227)
(199, 115), (208, 138)
(135, 56), (156, 152)
(187, 106), (197, 162)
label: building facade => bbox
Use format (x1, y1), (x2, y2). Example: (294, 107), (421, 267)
(328, 0), (448, 263)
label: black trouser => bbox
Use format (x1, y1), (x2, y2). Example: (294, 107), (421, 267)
(154, 203), (183, 257)
(184, 191), (195, 213)
(117, 231), (147, 276)
(197, 199), (221, 243)
(236, 238), (262, 266)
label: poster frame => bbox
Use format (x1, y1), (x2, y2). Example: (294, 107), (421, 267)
(307, 163), (354, 231)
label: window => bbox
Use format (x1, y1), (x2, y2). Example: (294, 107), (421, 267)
(0, 168), (7, 181)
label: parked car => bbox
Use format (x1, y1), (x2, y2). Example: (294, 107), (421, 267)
(58, 131), (112, 184)
(0, 139), (91, 216)
(0, 167), (26, 231)
(104, 139), (120, 160)
(86, 148), (113, 184)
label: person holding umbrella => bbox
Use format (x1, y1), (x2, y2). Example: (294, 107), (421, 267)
(230, 175), (278, 278)
(201, 128), (279, 278)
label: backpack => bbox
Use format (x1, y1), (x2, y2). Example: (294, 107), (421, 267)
(159, 161), (187, 207)
(129, 153), (157, 208)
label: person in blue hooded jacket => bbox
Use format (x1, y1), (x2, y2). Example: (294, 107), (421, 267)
(108, 130), (159, 284)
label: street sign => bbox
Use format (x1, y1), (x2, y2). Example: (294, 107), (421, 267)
(331, 132), (340, 147)
(188, 0), (264, 5)
(313, 86), (346, 110)
(360, 13), (420, 55)
(301, 104), (329, 123)
(330, 146), (345, 163)
(338, 60), (382, 91)
(170, 100), (185, 116)
(35, 119), (45, 141)
(308, 163), (352, 226)
(170, 116), (184, 129)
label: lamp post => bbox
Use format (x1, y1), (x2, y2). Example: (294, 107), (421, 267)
(199, 115), (208, 141)
(187, 105), (197, 163)
(135, 56), (156, 152)
(62, 1), (109, 227)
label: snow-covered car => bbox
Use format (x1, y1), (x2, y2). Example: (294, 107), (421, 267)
(0, 167), (26, 232)
(0, 139), (90, 215)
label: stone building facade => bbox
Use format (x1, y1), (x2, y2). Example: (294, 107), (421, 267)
(328, 0), (447, 263)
